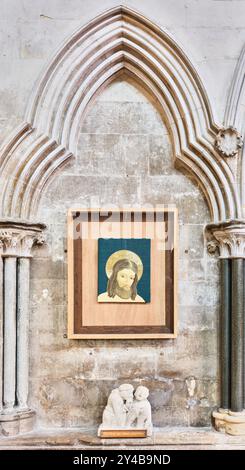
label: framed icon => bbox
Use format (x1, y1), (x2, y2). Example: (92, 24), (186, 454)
(97, 238), (151, 304)
(67, 208), (178, 339)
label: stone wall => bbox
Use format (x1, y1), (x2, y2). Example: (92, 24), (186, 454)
(29, 77), (219, 428)
(1, 0), (243, 432)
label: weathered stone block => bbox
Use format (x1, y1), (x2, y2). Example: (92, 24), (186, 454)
(140, 175), (210, 223)
(179, 224), (205, 259)
(153, 406), (189, 427)
(178, 281), (219, 307)
(119, 102), (164, 135)
(81, 102), (121, 134)
(29, 303), (66, 343)
(35, 348), (96, 380)
(97, 77), (148, 103)
(31, 258), (65, 279)
(178, 306), (218, 331)
(30, 278), (66, 306)
(156, 330), (218, 378)
(206, 258), (220, 282)
(92, 348), (157, 380)
(77, 134), (125, 176)
(149, 134), (174, 175)
(179, 259), (205, 282)
(123, 134), (149, 176)
(43, 175), (140, 208)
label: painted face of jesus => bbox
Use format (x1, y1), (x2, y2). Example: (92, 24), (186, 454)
(116, 268), (136, 291)
(107, 258), (139, 301)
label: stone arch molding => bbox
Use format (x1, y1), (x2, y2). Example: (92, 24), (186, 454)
(224, 45), (245, 216)
(0, 6), (241, 221)
(224, 45), (245, 136)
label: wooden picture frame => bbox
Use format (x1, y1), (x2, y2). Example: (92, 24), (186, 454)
(67, 208), (178, 339)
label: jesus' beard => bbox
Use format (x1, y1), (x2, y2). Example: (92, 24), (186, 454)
(115, 285), (132, 299)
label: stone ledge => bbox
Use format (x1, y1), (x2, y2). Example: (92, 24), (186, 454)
(0, 427), (245, 449)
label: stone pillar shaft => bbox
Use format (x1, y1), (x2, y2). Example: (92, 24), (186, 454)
(0, 221), (45, 435)
(220, 258), (231, 410)
(17, 258), (30, 410)
(0, 250), (3, 412)
(231, 259), (244, 412)
(3, 257), (17, 410)
(244, 259), (245, 410)
(206, 220), (245, 435)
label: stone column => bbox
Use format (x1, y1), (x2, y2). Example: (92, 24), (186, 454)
(16, 233), (43, 411)
(3, 256), (17, 411)
(0, 221), (45, 436)
(206, 220), (245, 435)
(0, 241), (3, 414)
(231, 258), (244, 412)
(244, 261), (245, 410)
(220, 257), (231, 411)
(17, 257), (31, 410)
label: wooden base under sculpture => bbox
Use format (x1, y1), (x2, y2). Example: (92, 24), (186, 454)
(99, 428), (147, 438)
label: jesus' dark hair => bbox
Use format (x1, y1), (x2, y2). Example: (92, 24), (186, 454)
(107, 259), (138, 300)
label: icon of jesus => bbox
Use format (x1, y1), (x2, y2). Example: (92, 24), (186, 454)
(98, 250), (145, 303)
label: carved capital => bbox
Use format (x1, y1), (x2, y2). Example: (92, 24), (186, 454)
(215, 127), (243, 158)
(0, 219), (46, 257)
(205, 219), (245, 258)
(0, 230), (22, 256)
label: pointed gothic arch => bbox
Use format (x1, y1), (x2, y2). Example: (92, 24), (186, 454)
(0, 6), (240, 221)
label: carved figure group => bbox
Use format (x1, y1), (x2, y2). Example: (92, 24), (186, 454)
(98, 383), (152, 436)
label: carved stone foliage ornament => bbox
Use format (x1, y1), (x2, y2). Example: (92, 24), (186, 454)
(206, 220), (245, 258)
(0, 221), (46, 257)
(0, 230), (23, 255)
(98, 384), (153, 437)
(215, 127), (243, 158)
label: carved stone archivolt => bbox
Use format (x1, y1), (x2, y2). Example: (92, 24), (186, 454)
(215, 127), (243, 158)
(0, 6), (241, 222)
(206, 219), (245, 258)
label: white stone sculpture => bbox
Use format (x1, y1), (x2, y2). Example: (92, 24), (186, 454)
(98, 384), (153, 437)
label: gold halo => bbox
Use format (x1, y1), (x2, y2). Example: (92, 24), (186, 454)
(105, 250), (143, 280)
